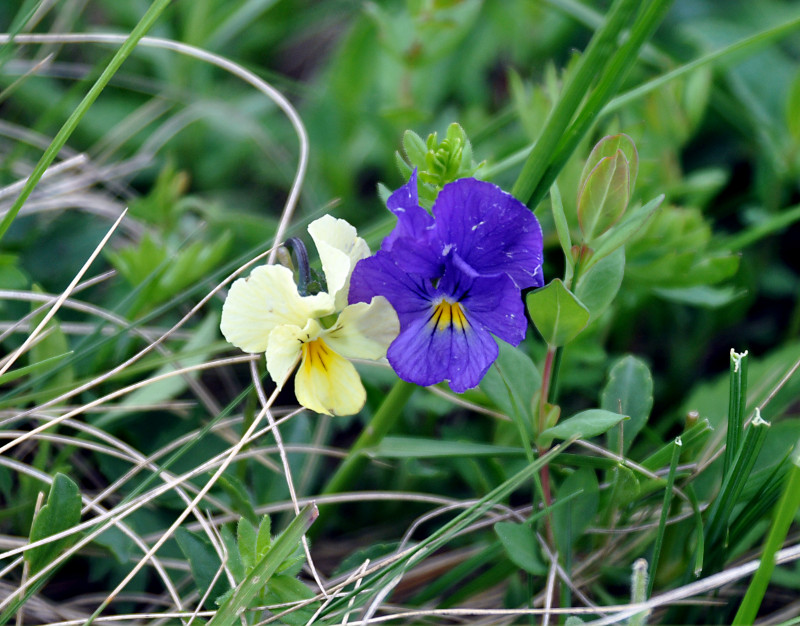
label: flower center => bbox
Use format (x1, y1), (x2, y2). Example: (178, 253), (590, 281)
(430, 299), (468, 332)
(301, 338), (332, 374)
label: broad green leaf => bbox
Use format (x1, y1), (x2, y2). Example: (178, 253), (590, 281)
(527, 279), (590, 347)
(494, 522), (547, 576)
(369, 436), (524, 459)
(480, 340), (541, 420)
(175, 528), (230, 609)
(209, 504), (317, 626)
(538, 409), (628, 447)
(237, 517), (257, 570)
(26, 473), (82, 575)
(602, 356), (654, 454)
(575, 246), (625, 322)
(553, 467), (599, 556)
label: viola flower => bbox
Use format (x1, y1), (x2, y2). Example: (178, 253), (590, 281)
(349, 173), (543, 392)
(221, 215), (400, 416)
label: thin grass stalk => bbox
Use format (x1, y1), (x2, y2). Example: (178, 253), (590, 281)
(0, 0), (173, 242)
(647, 437), (682, 598)
(510, 0), (640, 205)
(733, 442), (800, 624)
(724, 349), (749, 475)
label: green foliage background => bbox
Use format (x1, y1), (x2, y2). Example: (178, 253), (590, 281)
(1, 0), (800, 623)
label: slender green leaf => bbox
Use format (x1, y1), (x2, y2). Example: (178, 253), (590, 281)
(538, 409), (628, 447)
(734, 442), (800, 625)
(550, 182), (574, 278)
(511, 0), (640, 205)
(369, 436), (524, 459)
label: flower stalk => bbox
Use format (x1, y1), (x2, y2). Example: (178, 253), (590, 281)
(321, 379), (416, 496)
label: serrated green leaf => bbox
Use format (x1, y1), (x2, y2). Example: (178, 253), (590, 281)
(527, 279), (590, 347)
(538, 409), (628, 447)
(602, 356), (654, 454)
(256, 515), (272, 561)
(494, 522), (547, 575)
(26, 473), (82, 575)
(209, 504), (317, 626)
(237, 517), (257, 571)
(403, 129), (428, 166)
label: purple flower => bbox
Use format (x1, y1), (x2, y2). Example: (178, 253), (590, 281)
(349, 173), (543, 392)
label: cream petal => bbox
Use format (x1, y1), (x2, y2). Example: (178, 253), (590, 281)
(265, 319), (322, 386)
(294, 337), (366, 416)
(323, 296), (400, 361)
(308, 215), (371, 310)
(220, 265), (333, 353)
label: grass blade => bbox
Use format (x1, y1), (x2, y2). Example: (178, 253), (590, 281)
(0, 0), (174, 242)
(733, 442), (800, 625)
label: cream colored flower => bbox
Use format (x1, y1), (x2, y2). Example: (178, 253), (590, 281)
(220, 216), (399, 416)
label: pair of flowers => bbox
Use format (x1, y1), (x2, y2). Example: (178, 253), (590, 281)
(221, 172), (543, 415)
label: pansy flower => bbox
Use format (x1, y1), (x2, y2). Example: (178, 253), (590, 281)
(221, 215), (400, 416)
(349, 173), (543, 392)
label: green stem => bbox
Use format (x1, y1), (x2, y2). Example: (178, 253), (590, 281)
(648, 437), (682, 598)
(511, 0), (640, 205)
(0, 0), (175, 243)
(321, 379), (416, 496)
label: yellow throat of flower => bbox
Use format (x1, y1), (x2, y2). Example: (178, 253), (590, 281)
(430, 299), (468, 332)
(301, 338), (333, 373)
